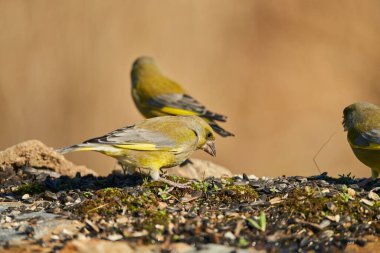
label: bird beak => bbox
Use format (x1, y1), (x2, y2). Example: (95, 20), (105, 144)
(203, 140), (216, 157)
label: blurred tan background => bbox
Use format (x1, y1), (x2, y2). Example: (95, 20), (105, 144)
(1, 0), (380, 178)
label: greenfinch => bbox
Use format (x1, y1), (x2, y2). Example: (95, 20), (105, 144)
(57, 115), (216, 188)
(343, 102), (380, 179)
(131, 56), (234, 137)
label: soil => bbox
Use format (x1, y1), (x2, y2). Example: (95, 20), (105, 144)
(0, 140), (379, 252)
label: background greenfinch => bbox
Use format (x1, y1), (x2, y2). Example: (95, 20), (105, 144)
(343, 102), (380, 179)
(131, 56), (234, 137)
(57, 115), (216, 188)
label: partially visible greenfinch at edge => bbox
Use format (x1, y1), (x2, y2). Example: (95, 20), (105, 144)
(130, 56), (234, 137)
(343, 102), (380, 179)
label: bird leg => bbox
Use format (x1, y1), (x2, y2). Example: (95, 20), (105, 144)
(117, 161), (127, 175)
(150, 169), (191, 189)
(372, 168), (379, 179)
(118, 161), (137, 176)
(159, 168), (168, 176)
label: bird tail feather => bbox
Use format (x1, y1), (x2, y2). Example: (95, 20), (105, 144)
(209, 122), (234, 137)
(56, 144), (95, 154)
(203, 111), (227, 122)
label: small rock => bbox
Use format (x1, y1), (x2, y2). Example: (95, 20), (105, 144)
(61, 228), (74, 236)
(155, 224), (165, 231)
(224, 231), (236, 240)
(50, 235), (60, 241)
(44, 191), (58, 200)
(325, 202), (337, 212)
(319, 220), (331, 229)
(85, 219), (100, 233)
(269, 197), (283, 205)
(21, 194), (30, 200)
(321, 188), (330, 194)
(325, 215), (340, 222)
(347, 188), (356, 198)
(155, 233), (164, 241)
(106, 234), (123, 241)
(360, 199), (374, 206)
(116, 217), (129, 224)
(4, 216), (12, 223)
(368, 191), (380, 201)
(321, 230), (334, 239)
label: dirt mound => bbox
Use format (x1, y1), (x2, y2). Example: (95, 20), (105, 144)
(0, 140), (97, 177)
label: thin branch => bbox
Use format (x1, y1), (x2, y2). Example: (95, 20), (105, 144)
(88, 203), (110, 213)
(313, 131), (338, 175)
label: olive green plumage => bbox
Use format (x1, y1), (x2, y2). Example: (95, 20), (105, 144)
(131, 56), (234, 137)
(57, 116), (216, 183)
(343, 102), (380, 179)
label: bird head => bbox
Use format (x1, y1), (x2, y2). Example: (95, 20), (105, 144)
(343, 102), (379, 131)
(189, 116), (216, 157)
(202, 130), (216, 157)
(131, 56), (161, 86)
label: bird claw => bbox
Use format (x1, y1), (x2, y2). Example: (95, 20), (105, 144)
(157, 178), (192, 189)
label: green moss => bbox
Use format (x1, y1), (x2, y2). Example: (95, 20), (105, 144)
(209, 183), (258, 204)
(191, 180), (210, 192)
(77, 187), (158, 216)
(141, 209), (170, 232)
(76, 186), (172, 239)
(238, 237), (250, 247)
(225, 184), (258, 199)
(59, 176), (379, 247)
(13, 182), (46, 195)
(277, 187), (379, 224)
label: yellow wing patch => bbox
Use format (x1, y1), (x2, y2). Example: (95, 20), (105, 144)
(76, 147), (97, 151)
(113, 143), (184, 153)
(113, 143), (158, 151)
(349, 140), (380, 150)
(160, 107), (198, 116)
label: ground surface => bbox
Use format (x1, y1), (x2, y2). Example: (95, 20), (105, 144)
(0, 167), (379, 252)
(0, 141), (379, 252)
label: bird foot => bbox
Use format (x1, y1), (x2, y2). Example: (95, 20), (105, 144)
(157, 177), (192, 189)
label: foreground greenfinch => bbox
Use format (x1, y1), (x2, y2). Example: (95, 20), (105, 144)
(57, 115), (216, 188)
(131, 56), (234, 137)
(343, 102), (380, 179)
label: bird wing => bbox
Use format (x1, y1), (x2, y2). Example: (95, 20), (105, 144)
(82, 126), (180, 152)
(147, 93), (227, 122)
(350, 129), (380, 150)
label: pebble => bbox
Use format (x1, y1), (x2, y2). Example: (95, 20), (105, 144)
(360, 199), (374, 206)
(347, 188), (356, 198)
(21, 194), (30, 200)
(106, 233), (123, 241)
(368, 191), (380, 201)
(224, 231), (236, 240)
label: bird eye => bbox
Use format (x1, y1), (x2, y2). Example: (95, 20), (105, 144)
(207, 132), (213, 139)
